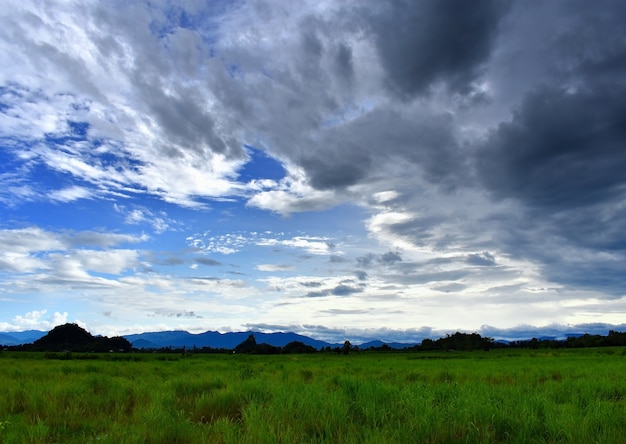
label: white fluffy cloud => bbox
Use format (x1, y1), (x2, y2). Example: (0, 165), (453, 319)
(0, 310), (68, 332)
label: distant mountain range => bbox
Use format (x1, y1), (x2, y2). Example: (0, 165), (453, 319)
(0, 330), (48, 346)
(124, 330), (343, 350)
(1, 327), (616, 350)
(1, 329), (415, 350)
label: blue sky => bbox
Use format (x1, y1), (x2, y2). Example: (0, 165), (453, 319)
(1, 0), (626, 343)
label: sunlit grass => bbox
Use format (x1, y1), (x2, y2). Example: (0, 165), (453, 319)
(1, 348), (625, 442)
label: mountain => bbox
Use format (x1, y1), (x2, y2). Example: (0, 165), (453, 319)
(0, 328), (412, 349)
(124, 330), (336, 350)
(359, 340), (418, 349)
(0, 330), (46, 346)
(0, 328), (338, 349)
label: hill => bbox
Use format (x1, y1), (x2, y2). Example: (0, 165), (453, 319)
(32, 323), (131, 352)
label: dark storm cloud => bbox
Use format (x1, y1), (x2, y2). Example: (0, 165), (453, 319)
(367, 0), (510, 98)
(333, 42), (354, 87)
(468, 1), (626, 295)
(477, 0), (626, 210)
(491, 210), (626, 296)
(300, 151), (371, 190)
(476, 86), (626, 209)
(305, 108), (463, 190)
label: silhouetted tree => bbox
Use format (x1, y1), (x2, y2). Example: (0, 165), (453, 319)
(342, 340), (352, 355)
(282, 341), (316, 354)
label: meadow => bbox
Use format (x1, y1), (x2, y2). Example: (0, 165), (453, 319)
(1, 348), (625, 443)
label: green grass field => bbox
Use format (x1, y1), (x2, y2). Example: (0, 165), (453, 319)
(1, 348), (625, 443)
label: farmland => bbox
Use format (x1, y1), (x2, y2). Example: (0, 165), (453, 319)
(1, 348), (625, 443)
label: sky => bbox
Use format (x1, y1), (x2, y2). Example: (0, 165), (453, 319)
(1, 0), (626, 343)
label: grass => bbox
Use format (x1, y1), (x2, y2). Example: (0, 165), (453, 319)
(1, 348), (625, 443)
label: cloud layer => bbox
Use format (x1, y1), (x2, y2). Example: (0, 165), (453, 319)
(1, 0), (625, 340)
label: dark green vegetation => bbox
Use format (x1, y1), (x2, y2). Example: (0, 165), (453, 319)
(1, 348), (625, 443)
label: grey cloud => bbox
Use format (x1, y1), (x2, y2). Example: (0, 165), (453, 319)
(331, 284), (363, 296)
(302, 108), (464, 191)
(492, 211), (626, 296)
(388, 270), (469, 286)
(195, 257), (222, 266)
(432, 283), (466, 293)
(356, 253), (375, 268)
(137, 80), (243, 160)
(484, 283), (525, 294)
(300, 150), (372, 190)
(477, 1), (626, 210)
(212, 4), (469, 193)
(162, 257), (185, 266)
(380, 251), (402, 265)
(367, 0), (510, 98)
(304, 290), (329, 298)
(333, 42), (354, 87)
(544, 256), (626, 297)
(355, 270), (367, 281)
(62, 231), (146, 248)
(322, 309), (369, 315)
(382, 214), (446, 248)
(356, 251), (402, 268)
(329, 255), (348, 264)
(300, 281), (322, 288)
(152, 309), (203, 319)
(472, 10), (626, 294)
(300, 28), (323, 59)
(189, 276), (220, 282)
(476, 86), (626, 210)
(466, 252), (496, 267)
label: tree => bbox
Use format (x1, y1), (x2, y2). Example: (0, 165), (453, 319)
(282, 341), (316, 354)
(342, 340), (352, 355)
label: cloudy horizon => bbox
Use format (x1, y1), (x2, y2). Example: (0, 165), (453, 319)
(1, 0), (626, 344)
